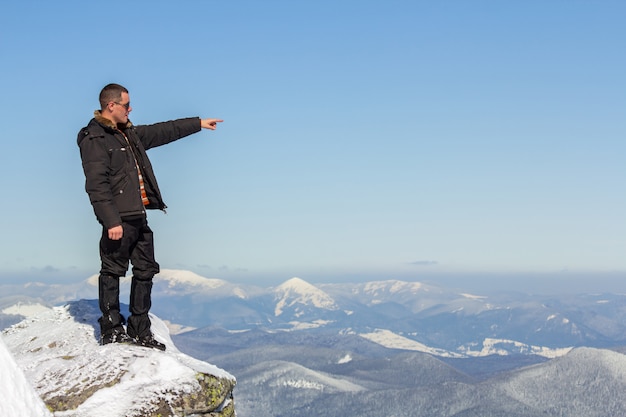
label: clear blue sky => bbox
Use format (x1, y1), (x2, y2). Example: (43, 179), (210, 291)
(0, 1), (624, 292)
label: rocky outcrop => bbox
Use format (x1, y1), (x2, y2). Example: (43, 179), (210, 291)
(1, 300), (236, 417)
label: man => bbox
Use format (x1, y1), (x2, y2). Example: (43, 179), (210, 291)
(77, 83), (222, 350)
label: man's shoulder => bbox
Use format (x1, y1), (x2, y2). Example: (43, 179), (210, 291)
(79, 118), (111, 135)
(77, 119), (109, 146)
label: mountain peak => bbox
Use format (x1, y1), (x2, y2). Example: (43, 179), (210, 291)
(156, 269), (227, 289)
(274, 277), (338, 317)
(277, 277), (316, 292)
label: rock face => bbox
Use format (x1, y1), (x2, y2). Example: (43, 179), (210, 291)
(1, 300), (236, 417)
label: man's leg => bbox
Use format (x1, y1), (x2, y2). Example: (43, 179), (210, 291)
(126, 220), (163, 349)
(127, 276), (154, 338)
(98, 223), (136, 343)
(98, 274), (123, 335)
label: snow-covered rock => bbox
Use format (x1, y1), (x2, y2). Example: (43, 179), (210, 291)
(2, 300), (236, 417)
(0, 333), (53, 417)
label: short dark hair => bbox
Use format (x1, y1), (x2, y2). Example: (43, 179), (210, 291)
(99, 83), (128, 110)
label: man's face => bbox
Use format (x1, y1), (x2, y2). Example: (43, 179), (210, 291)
(110, 92), (132, 125)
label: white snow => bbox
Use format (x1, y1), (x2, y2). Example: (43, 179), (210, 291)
(359, 329), (573, 359)
(1, 300), (234, 417)
(155, 268), (227, 289)
(459, 337), (573, 359)
(161, 319), (197, 335)
(259, 361), (365, 393)
(337, 354), (352, 364)
(359, 329), (464, 358)
(2, 302), (51, 318)
(285, 319), (335, 330)
(85, 274), (99, 286)
(281, 379), (325, 391)
(362, 280), (424, 296)
(387, 280), (424, 293)
(0, 334), (53, 417)
(232, 286), (248, 299)
(460, 293), (487, 300)
(274, 277), (338, 316)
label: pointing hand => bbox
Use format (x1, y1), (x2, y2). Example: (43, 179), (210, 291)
(200, 118), (223, 130)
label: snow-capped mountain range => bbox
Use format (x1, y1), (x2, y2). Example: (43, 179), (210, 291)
(3, 269), (626, 359)
(4, 270), (626, 417)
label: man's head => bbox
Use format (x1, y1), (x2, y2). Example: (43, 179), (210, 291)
(99, 83), (132, 125)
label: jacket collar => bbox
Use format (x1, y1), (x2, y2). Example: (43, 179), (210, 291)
(93, 110), (133, 131)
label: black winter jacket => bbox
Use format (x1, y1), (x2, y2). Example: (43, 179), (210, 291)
(78, 112), (201, 229)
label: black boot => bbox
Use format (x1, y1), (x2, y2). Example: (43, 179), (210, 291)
(98, 275), (132, 344)
(135, 334), (166, 351)
(127, 276), (154, 340)
(99, 324), (134, 345)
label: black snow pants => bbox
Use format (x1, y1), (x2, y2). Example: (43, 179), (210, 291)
(98, 217), (159, 339)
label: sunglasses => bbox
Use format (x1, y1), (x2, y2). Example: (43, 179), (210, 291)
(113, 101), (131, 110)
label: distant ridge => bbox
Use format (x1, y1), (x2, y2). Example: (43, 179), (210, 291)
(4, 269), (626, 358)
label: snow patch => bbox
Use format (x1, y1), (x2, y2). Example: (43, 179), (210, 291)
(233, 287), (248, 299)
(281, 379), (325, 391)
(362, 280), (424, 296)
(337, 354), (352, 364)
(2, 303), (51, 318)
(162, 320), (196, 335)
(459, 338), (573, 359)
(460, 293), (487, 300)
(285, 319), (335, 330)
(360, 329), (463, 358)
